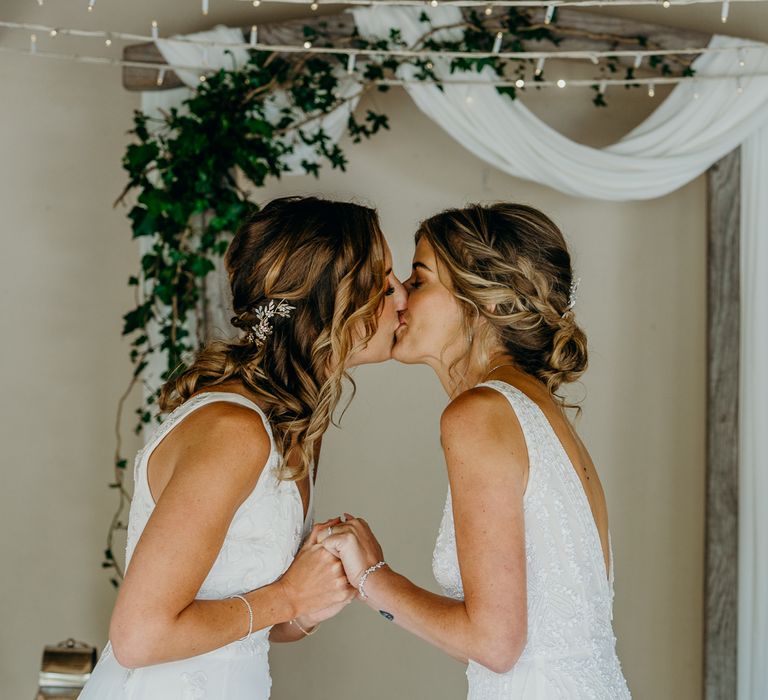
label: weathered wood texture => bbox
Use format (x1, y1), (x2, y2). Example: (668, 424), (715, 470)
(705, 149), (740, 700)
(121, 7), (710, 91)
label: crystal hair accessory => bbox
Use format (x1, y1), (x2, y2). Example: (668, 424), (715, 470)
(246, 299), (295, 346)
(563, 277), (581, 316)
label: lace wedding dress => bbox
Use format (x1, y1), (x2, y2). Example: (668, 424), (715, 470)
(79, 392), (313, 700)
(433, 381), (631, 699)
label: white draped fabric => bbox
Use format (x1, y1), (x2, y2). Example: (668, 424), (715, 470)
(355, 7), (768, 201)
(141, 15), (768, 698)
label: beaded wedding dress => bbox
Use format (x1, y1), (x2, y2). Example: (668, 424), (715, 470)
(79, 392), (313, 700)
(433, 381), (631, 699)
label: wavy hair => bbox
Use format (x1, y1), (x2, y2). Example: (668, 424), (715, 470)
(416, 203), (588, 403)
(160, 196), (388, 480)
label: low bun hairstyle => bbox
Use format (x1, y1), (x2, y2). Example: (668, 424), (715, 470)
(159, 196), (388, 481)
(415, 203), (587, 401)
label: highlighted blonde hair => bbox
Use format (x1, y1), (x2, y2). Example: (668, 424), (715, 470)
(160, 196), (388, 480)
(416, 203), (588, 402)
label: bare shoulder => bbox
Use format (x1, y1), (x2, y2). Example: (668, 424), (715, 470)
(152, 400), (272, 496)
(440, 385), (515, 439)
(440, 386), (527, 482)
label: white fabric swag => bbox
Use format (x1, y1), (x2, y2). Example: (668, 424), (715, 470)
(145, 11), (768, 698)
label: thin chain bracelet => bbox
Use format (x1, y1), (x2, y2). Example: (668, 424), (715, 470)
(358, 561), (387, 600)
(230, 594), (253, 641)
(289, 618), (319, 636)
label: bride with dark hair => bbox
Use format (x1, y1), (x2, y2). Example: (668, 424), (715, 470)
(79, 196), (407, 699)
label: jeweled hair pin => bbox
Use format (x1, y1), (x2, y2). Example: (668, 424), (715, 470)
(563, 277), (580, 317)
(247, 299), (295, 346)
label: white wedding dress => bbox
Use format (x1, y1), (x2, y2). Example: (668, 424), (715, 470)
(433, 380), (631, 699)
(79, 391), (313, 700)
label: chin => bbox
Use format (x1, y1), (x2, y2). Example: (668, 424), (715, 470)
(392, 340), (419, 365)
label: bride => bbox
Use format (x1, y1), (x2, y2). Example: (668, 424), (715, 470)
(319, 203), (631, 698)
(79, 196), (407, 699)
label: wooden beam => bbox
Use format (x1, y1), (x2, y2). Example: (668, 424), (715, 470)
(704, 149), (740, 700)
(122, 7), (710, 91)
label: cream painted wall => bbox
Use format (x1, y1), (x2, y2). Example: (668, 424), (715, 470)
(0, 46), (143, 697)
(1, 5), (705, 698)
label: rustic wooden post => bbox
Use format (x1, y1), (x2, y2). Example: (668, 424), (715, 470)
(704, 149), (740, 700)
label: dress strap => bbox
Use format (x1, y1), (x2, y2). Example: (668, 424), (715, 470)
(136, 391), (276, 492)
(476, 380), (541, 459)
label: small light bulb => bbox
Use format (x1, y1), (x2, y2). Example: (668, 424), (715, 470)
(430, 0), (438, 7)
(426, 61), (433, 70)
(105, 37), (112, 46)
(310, 1), (319, 9)
(515, 78), (525, 88)
(721, 0), (730, 23)
(648, 83), (655, 97)
(252, 0), (260, 5)
(199, 74), (206, 82)
(88, 0), (96, 11)
(557, 79), (566, 88)
(662, 0), (670, 7)
(535, 57), (545, 76)
(484, 5), (493, 16)
(156, 68), (166, 86)
(151, 20), (158, 40)
(303, 40), (312, 49)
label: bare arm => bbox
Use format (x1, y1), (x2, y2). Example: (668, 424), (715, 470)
(322, 388), (529, 673)
(110, 406), (351, 667)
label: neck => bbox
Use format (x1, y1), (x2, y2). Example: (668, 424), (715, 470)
(430, 350), (516, 399)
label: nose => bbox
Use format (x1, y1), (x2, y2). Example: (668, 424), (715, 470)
(394, 276), (408, 312)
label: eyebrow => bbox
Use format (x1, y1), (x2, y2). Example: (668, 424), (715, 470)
(385, 267), (392, 276)
(412, 261), (432, 272)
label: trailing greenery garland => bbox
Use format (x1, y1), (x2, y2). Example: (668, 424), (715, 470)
(103, 8), (694, 584)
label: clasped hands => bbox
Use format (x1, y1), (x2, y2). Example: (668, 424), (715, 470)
(312, 513), (384, 592)
(281, 513), (384, 630)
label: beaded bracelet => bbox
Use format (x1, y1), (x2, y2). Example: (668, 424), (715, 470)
(230, 594), (253, 641)
(357, 561), (387, 600)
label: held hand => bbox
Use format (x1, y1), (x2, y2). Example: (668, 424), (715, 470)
(295, 595), (355, 629)
(305, 516), (343, 546)
(278, 540), (354, 619)
(318, 513), (384, 588)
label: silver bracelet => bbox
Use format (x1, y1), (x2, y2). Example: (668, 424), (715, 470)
(289, 617), (319, 636)
(230, 594), (253, 641)
(357, 561), (387, 600)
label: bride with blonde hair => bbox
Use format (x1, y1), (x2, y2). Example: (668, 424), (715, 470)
(320, 202), (631, 699)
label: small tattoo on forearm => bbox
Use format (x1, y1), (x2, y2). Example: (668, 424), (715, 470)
(379, 610), (394, 622)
